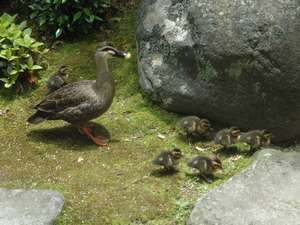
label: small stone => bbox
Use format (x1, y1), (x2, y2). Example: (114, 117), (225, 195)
(157, 133), (166, 139)
(77, 157), (84, 163)
(229, 155), (242, 162)
(0, 188), (64, 225)
(195, 146), (206, 152)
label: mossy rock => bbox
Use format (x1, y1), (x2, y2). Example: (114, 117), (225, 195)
(136, 0), (300, 142)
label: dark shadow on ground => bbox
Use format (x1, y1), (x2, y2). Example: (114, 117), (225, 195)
(176, 134), (211, 145)
(216, 146), (239, 156)
(27, 122), (111, 150)
(150, 168), (179, 177)
(216, 146), (256, 158)
(185, 173), (222, 184)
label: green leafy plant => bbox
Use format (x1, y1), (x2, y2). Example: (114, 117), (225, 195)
(19, 0), (111, 38)
(0, 13), (46, 89)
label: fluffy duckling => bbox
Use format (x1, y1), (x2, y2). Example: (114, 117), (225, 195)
(152, 148), (183, 171)
(176, 116), (212, 139)
(214, 127), (241, 148)
(187, 154), (223, 183)
(47, 65), (70, 93)
(239, 130), (272, 151)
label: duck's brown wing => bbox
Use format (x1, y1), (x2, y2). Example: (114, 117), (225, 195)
(35, 81), (93, 113)
(28, 80), (96, 124)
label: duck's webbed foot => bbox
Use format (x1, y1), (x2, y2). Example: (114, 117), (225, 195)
(79, 127), (108, 147)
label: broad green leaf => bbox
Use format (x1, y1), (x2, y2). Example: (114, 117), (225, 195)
(0, 12), (46, 89)
(27, 57), (34, 68)
(31, 42), (44, 49)
(4, 82), (13, 88)
(0, 52), (7, 59)
(23, 28), (32, 36)
(20, 63), (28, 70)
(18, 21), (27, 30)
(42, 48), (50, 54)
(8, 56), (19, 61)
(9, 70), (18, 75)
(73, 11), (82, 22)
(0, 78), (9, 83)
(39, 17), (47, 26)
(0, 13), (16, 29)
(31, 65), (43, 70)
(83, 8), (91, 17)
(55, 28), (63, 38)
(30, 11), (38, 19)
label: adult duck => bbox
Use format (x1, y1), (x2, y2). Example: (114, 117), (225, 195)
(27, 42), (131, 146)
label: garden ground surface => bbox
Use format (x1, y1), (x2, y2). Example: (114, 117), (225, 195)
(0, 5), (254, 225)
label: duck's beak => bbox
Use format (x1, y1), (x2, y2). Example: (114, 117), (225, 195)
(107, 47), (131, 59)
(114, 50), (131, 59)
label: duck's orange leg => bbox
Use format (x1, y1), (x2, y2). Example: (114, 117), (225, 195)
(79, 127), (108, 147)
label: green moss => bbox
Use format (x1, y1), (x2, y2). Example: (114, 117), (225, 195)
(200, 58), (254, 82)
(228, 62), (243, 80)
(201, 61), (218, 81)
(0, 7), (253, 225)
(227, 59), (253, 80)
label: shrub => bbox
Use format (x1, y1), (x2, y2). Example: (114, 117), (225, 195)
(0, 13), (47, 89)
(19, 0), (111, 38)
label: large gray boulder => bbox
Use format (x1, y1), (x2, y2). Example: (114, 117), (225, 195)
(188, 149), (300, 225)
(136, 0), (300, 142)
(0, 189), (64, 225)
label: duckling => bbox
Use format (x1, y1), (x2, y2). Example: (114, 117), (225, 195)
(152, 148), (183, 171)
(47, 65), (70, 93)
(214, 127), (241, 148)
(187, 154), (223, 183)
(176, 116), (212, 139)
(239, 130), (272, 151)
(261, 130), (272, 146)
(27, 42), (131, 146)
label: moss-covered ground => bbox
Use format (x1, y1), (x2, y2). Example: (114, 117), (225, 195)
(0, 6), (253, 225)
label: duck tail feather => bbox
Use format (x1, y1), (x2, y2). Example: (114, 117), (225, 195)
(27, 111), (48, 124)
